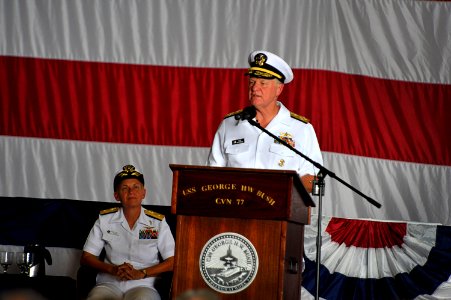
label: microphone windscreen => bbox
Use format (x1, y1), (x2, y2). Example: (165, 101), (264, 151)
(242, 106), (256, 120)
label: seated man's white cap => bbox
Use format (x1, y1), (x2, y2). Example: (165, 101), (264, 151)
(246, 50), (294, 84)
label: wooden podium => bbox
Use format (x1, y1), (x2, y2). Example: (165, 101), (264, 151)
(169, 165), (315, 300)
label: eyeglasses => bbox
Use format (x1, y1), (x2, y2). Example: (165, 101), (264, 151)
(119, 184), (143, 194)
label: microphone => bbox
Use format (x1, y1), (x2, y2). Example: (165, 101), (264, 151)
(234, 106), (257, 121)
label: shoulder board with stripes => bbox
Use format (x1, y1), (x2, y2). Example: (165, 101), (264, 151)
(290, 112), (309, 124)
(144, 209), (164, 221)
(224, 109), (243, 119)
(100, 207), (119, 215)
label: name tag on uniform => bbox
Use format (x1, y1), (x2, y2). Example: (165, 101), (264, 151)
(139, 227), (159, 239)
(232, 138), (245, 145)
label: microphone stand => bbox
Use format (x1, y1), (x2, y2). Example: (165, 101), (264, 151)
(246, 118), (382, 208)
(246, 118), (381, 300)
(312, 171), (325, 300)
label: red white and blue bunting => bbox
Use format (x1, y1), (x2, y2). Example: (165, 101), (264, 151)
(302, 215), (451, 299)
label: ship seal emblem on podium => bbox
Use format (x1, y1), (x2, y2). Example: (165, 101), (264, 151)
(199, 232), (259, 294)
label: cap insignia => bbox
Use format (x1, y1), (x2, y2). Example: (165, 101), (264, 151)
(117, 165), (142, 178)
(255, 53), (267, 66)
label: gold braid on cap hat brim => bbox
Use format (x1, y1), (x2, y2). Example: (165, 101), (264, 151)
(248, 67), (283, 80)
(117, 165), (142, 178)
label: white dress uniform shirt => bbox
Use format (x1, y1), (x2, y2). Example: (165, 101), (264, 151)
(83, 206), (175, 293)
(208, 102), (323, 176)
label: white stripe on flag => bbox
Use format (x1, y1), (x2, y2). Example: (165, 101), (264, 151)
(1, 0), (449, 83)
(1, 136), (449, 224)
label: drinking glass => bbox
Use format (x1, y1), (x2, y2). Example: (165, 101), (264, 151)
(0, 251), (14, 274)
(16, 252), (34, 275)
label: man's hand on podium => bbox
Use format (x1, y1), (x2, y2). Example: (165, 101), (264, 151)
(301, 174), (316, 193)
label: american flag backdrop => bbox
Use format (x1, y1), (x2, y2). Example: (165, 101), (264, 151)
(1, 0), (450, 299)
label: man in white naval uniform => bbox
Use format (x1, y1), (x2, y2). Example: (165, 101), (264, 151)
(80, 165), (175, 300)
(208, 50), (323, 193)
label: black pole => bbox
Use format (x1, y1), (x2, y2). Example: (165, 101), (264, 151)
(312, 173), (325, 300)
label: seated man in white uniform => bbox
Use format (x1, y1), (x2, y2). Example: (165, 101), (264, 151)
(80, 165), (175, 300)
(207, 50), (323, 193)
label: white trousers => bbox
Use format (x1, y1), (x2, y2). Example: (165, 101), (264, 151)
(86, 284), (161, 300)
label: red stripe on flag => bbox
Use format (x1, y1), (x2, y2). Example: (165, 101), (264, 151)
(2, 56), (450, 165)
(326, 218), (407, 248)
